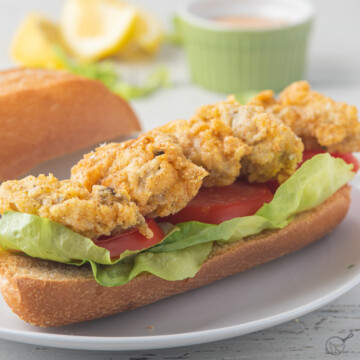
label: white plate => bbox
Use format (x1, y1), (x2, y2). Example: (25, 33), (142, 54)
(1, 151), (360, 351)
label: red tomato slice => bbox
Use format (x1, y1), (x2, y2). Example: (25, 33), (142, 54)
(267, 150), (359, 194)
(266, 180), (280, 194)
(162, 180), (273, 225)
(301, 150), (359, 172)
(94, 219), (164, 258)
(327, 153), (359, 172)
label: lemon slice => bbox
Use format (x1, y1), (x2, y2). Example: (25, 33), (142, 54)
(12, 13), (64, 69)
(60, 0), (137, 61)
(131, 10), (163, 53)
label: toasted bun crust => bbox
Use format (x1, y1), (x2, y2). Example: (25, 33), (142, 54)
(0, 186), (351, 327)
(0, 68), (141, 181)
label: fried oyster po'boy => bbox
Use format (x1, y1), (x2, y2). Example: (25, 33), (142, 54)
(0, 81), (358, 327)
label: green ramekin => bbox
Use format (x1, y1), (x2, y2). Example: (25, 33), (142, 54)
(178, 0), (315, 93)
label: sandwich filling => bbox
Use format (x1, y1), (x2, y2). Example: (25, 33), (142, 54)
(0, 81), (358, 287)
(0, 154), (354, 286)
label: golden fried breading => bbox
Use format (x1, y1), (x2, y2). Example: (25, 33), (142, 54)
(248, 81), (360, 153)
(194, 96), (304, 183)
(156, 118), (250, 187)
(71, 141), (132, 192)
(0, 174), (149, 239)
(72, 132), (208, 218)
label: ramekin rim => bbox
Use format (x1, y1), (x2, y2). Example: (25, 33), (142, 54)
(177, 0), (315, 32)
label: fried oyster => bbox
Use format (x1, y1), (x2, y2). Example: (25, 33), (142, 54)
(0, 174), (150, 239)
(156, 118), (250, 187)
(194, 96), (304, 183)
(248, 81), (360, 153)
(71, 131), (208, 218)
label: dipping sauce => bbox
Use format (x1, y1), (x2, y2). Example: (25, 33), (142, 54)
(213, 16), (287, 29)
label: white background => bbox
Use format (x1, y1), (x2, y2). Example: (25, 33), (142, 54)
(0, 0), (360, 358)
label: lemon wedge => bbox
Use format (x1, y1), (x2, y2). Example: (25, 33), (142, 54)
(60, 0), (137, 61)
(12, 13), (64, 69)
(131, 10), (163, 53)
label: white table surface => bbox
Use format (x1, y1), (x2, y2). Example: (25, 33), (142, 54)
(1, 0), (360, 358)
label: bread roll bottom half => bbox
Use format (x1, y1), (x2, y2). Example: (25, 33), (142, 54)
(0, 186), (351, 327)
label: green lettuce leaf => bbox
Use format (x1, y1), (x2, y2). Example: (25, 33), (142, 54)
(53, 46), (170, 100)
(256, 154), (354, 223)
(0, 213), (142, 265)
(0, 154), (354, 287)
(111, 67), (170, 100)
(91, 242), (213, 287)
